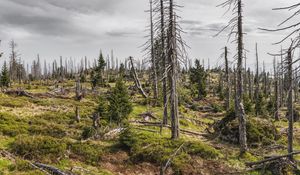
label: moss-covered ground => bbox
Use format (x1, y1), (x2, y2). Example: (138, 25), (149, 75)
(0, 79), (299, 175)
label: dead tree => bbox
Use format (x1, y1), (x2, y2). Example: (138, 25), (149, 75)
(255, 43), (260, 117)
(129, 56), (148, 98)
(75, 78), (82, 101)
(274, 57), (279, 121)
(75, 106), (80, 123)
(149, 0), (159, 103)
(217, 0), (248, 154)
(168, 0), (179, 139)
(286, 47), (294, 160)
(247, 68), (252, 100)
(224, 47), (230, 111)
(159, 0), (168, 125)
(91, 113), (100, 129)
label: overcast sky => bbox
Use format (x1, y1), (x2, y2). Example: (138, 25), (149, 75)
(0, 0), (298, 70)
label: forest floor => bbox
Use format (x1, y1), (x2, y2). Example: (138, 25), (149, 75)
(0, 80), (300, 175)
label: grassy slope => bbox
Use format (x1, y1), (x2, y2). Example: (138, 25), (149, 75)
(0, 79), (299, 175)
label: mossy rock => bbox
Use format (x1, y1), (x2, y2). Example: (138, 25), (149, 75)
(220, 118), (280, 146)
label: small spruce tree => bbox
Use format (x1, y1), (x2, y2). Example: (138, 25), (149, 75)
(1, 62), (10, 87)
(190, 59), (207, 99)
(108, 79), (132, 124)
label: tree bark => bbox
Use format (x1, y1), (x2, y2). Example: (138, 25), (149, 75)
(225, 47), (230, 111)
(160, 0), (168, 125)
(168, 0), (179, 139)
(255, 43), (260, 117)
(150, 0), (159, 103)
(274, 57), (279, 121)
(129, 56), (148, 98)
(236, 0), (247, 154)
(287, 47), (294, 160)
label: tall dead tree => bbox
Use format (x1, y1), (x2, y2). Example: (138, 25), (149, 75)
(224, 47), (230, 111)
(168, 0), (179, 139)
(286, 46), (294, 159)
(255, 43), (260, 117)
(149, 0), (159, 103)
(273, 57), (279, 121)
(160, 0), (168, 125)
(217, 0), (248, 154)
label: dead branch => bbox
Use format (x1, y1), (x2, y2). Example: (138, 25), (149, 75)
(245, 151), (300, 167)
(129, 56), (148, 98)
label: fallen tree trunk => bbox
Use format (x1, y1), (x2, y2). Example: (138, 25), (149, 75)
(246, 151), (300, 167)
(132, 121), (206, 137)
(4, 89), (35, 98)
(34, 162), (73, 175)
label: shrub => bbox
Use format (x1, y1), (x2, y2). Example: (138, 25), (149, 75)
(9, 159), (34, 171)
(10, 135), (67, 162)
(81, 126), (97, 140)
(70, 142), (103, 165)
(28, 124), (67, 138)
(220, 118), (280, 146)
(120, 129), (220, 173)
(0, 112), (28, 137)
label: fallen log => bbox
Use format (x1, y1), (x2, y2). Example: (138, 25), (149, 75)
(246, 151), (300, 167)
(4, 89), (35, 98)
(34, 162), (73, 175)
(132, 121), (206, 137)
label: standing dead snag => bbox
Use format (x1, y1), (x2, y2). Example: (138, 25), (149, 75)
(217, 0), (248, 153)
(168, 0), (179, 139)
(273, 58), (280, 121)
(149, 0), (159, 104)
(75, 106), (80, 123)
(75, 78), (82, 101)
(224, 47), (230, 111)
(286, 47), (294, 160)
(129, 56), (148, 98)
(255, 43), (260, 117)
(160, 0), (168, 125)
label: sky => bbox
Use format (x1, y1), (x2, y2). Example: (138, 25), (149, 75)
(0, 0), (298, 70)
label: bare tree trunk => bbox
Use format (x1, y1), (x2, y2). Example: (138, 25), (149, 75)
(274, 58), (279, 121)
(225, 47), (230, 111)
(168, 0), (179, 139)
(236, 0), (247, 154)
(280, 48), (284, 107)
(287, 47), (294, 160)
(255, 43), (260, 117)
(248, 68), (252, 101)
(294, 72), (298, 103)
(150, 0), (159, 103)
(75, 78), (81, 101)
(129, 56), (148, 98)
(160, 0), (168, 125)
(75, 106), (80, 123)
